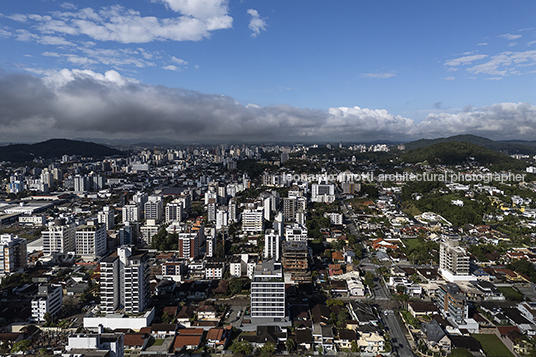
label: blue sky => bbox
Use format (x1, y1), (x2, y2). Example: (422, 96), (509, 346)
(0, 0), (535, 143)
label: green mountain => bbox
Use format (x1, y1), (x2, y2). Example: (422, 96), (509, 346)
(0, 139), (124, 162)
(402, 141), (527, 169)
(404, 134), (536, 155)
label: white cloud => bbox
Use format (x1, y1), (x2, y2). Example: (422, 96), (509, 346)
(445, 77), (455, 80)
(247, 9), (267, 37)
(12, 4), (233, 44)
(444, 54), (488, 67)
(499, 33), (522, 40)
(477, 42), (488, 46)
(60, 3), (77, 10)
(162, 65), (181, 71)
(467, 50), (536, 76)
(158, 0), (230, 19)
(171, 56), (188, 65)
(360, 73), (396, 78)
(5, 14), (28, 22)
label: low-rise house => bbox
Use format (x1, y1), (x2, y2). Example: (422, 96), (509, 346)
(205, 327), (230, 350)
(123, 333), (150, 351)
(150, 323), (178, 338)
(348, 301), (378, 326)
(176, 305), (196, 327)
(421, 319), (451, 354)
(239, 326), (287, 349)
(518, 301), (536, 324)
(472, 280), (505, 301)
(196, 304), (218, 321)
(295, 329), (313, 350)
(335, 329), (356, 350)
(408, 301), (440, 318)
(356, 324), (384, 354)
(312, 324), (335, 352)
(173, 328), (204, 351)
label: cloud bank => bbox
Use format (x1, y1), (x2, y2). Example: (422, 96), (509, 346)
(0, 69), (534, 143)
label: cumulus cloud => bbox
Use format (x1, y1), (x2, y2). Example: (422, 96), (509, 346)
(0, 69), (534, 143)
(247, 9), (267, 37)
(9, 4), (232, 44)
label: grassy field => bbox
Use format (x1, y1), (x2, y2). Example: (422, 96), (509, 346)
(471, 334), (513, 357)
(401, 238), (422, 250)
(498, 286), (524, 301)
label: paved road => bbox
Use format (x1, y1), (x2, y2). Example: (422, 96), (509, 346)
(382, 310), (416, 357)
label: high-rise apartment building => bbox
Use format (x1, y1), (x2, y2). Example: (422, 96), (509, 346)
(0, 234), (27, 274)
(251, 260), (285, 320)
(165, 202), (182, 223)
(439, 238), (471, 282)
(264, 229), (280, 261)
(178, 228), (204, 260)
(75, 222), (107, 258)
(311, 182), (336, 203)
(42, 220), (76, 255)
(122, 204), (141, 223)
(144, 195), (163, 221)
(98, 206), (115, 230)
(242, 207), (264, 233)
(282, 241), (309, 281)
(100, 246), (150, 314)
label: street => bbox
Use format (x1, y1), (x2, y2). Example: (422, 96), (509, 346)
(382, 310), (416, 357)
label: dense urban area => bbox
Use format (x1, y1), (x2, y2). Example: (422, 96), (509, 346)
(2, 137), (536, 357)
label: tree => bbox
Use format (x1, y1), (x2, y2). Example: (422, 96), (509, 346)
(229, 278), (245, 295)
(11, 340), (31, 353)
(364, 271), (375, 287)
(259, 342), (276, 357)
(337, 309), (349, 327)
(161, 311), (172, 324)
(43, 312), (54, 327)
(230, 340), (253, 355)
(350, 340), (359, 352)
(326, 299), (344, 307)
(285, 338), (296, 352)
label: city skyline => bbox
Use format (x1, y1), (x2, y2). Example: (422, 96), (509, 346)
(0, 0), (535, 143)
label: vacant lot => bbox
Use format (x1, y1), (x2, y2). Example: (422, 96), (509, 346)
(471, 334), (513, 357)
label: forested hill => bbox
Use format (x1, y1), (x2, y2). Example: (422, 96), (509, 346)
(0, 139), (124, 162)
(402, 141), (527, 170)
(404, 134), (536, 155)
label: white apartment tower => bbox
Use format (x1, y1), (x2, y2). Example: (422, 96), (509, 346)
(165, 202), (182, 223)
(31, 284), (63, 322)
(122, 204), (141, 223)
(242, 207), (265, 233)
(216, 207), (229, 230)
(144, 195), (163, 221)
(311, 181), (336, 203)
(75, 222), (107, 258)
(42, 220), (76, 255)
(439, 238), (471, 281)
(100, 246), (150, 314)
(98, 206), (115, 230)
(251, 260), (286, 319)
(264, 229), (281, 261)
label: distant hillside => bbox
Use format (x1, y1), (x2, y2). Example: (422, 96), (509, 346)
(0, 139), (124, 162)
(402, 141), (527, 169)
(404, 134), (536, 155)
